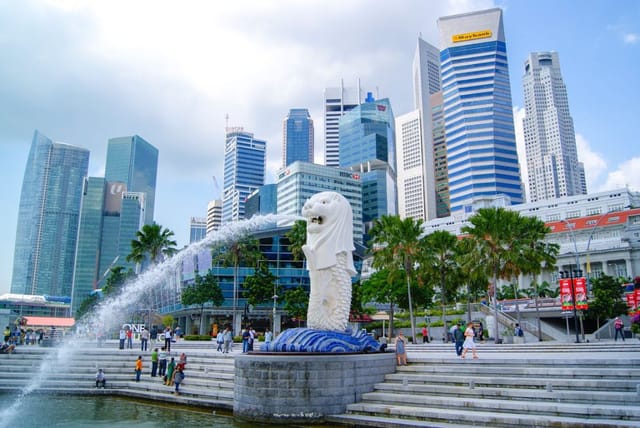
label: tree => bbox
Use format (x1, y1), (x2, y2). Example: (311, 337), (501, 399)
(101, 265), (133, 296)
(181, 270), (224, 334)
(586, 274), (628, 331)
(360, 268), (407, 340)
(285, 220), (307, 266)
(456, 237), (489, 322)
(368, 215), (425, 341)
(283, 286), (308, 327)
(127, 223), (178, 270)
(462, 207), (529, 343)
(421, 230), (461, 336)
(244, 262), (281, 307)
(212, 235), (262, 331)
(74, 293), (100, 321)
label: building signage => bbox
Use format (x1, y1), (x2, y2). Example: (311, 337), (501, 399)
(452, 29), (492, 43)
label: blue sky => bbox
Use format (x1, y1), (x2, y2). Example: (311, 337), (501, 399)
(1, 0), (638, 294)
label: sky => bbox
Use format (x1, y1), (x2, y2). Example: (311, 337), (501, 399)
(1, 0), (639, 295)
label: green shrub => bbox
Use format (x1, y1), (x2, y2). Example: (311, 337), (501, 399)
(183, 335), (212, 341)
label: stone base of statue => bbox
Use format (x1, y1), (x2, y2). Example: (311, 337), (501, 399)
(234, 351), (396, 424)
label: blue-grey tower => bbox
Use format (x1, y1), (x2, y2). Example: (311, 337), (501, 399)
(438, 8), (524, 213)
(222, 127), (266, 224)
(282, 108), (314, 167)
(339, 96), (396, 237)
(11, 130), (89, 297)
(72, 135), (157, 312)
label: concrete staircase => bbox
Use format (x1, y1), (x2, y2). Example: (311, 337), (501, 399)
(0, 340), (235, 410)
(328, 342), (640, 427)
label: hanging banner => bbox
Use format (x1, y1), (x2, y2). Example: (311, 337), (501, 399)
(635, 288), (640, 314)
(559, 278), (574, 311)
(626, 292), (637, 312)
(573, 277), (588, 310)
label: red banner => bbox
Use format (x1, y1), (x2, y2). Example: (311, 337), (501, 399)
(573, 277), (588, 310)
(635, 289), (640, 314)
(627, 292), (637, 312)
(560, 278), (574, 311)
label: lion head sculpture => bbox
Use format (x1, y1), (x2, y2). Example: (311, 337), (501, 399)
(301, 191), (356, 275)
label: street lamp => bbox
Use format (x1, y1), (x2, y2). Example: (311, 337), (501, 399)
(559, 269), (581, 343)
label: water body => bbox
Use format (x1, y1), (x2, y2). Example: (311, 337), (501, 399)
(0, 394), (253, 428)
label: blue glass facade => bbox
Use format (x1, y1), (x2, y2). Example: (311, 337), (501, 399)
(283, 108), (314, 167)
(11, 130), (89, 297)
(438, 9), (524, 213)
(222, 129), (266, 224)
(338, 98), (397, 233)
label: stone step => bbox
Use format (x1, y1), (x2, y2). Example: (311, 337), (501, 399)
(372, 382), (639, 405)
(355, 392), (640, 419)
(341, 402), (640, 427)
(384, 372), (640, 392)
(397, 364), (640, 377)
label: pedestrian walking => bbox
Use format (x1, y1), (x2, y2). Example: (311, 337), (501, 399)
(395, 331), (407, 366)
(216, 330), (224, 352)
(126, 328), (133, 349)
(163, 327), (172, 352)
(614, 317), (625, 341)
(453, 322), (465, 356)
(140, 327), (149, 351)
(150, 348), (159, 377)
(119, 328), (126, 350)
(461, 322), (479, 359)
(223, 326), (232, 354)
(158, 347), (168, 377)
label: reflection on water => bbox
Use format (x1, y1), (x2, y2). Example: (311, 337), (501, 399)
(0, 395), (250, 428)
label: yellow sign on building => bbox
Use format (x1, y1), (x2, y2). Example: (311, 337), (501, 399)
(452, 30), (492, 43)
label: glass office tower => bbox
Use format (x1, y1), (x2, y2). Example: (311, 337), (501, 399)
(222, 128), (266, 224)
(339, 97), (396, 235)
(11, 130), (89, 297)
(438, 8), (524, 213)
(282, 108), (314, 168)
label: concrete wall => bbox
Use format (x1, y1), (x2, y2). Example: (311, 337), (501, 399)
(234, 352), (396, 424)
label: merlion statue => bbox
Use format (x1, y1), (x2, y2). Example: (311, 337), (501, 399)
(302, 191), (356, 331)
(260, 191), (381, 352)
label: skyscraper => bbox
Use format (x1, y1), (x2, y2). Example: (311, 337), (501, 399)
(339, 97), (396, 235)
(282, 108), (314, 168)
(11, 130), (89, 297)
(431, 91), (451, 218)
(396, 38), (442, 221)
(190, 217), (207, 243)
(438, 8), (524, 213)
(72, 135), (157, 311)
(206, 199), (222, 234)
(323, 80), (369, 167)
(222, 127), (266, 224)
(104, 135), (158, 225)
(523, 51), (586, 202)
(276, 161), (363, 243)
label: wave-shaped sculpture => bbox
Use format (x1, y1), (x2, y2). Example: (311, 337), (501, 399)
(260, 328), (382, 353)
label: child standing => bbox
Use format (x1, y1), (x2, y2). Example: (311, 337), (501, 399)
(135, 355), (143, 382)
(173, 366), (185, 395)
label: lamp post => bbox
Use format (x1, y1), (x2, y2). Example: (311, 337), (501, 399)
(559, 269), (581, 343)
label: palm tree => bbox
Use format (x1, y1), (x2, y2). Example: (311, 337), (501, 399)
(127, 223), (178, 271)
(285, 220), (307, 266)
(422, 230), (461, 338)
(368, 215), (425, 341)
(519, 216), (558, 341)
(462, 208), (527, 344)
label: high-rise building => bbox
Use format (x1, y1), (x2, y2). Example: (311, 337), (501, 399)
(206, 199), (222, 234)
(276, 161), (363, 243)
(283, 109), (314, 167)
(396, 38), (442, 221)
(222, 127), (266, 224)
(190, 217), (207, 243)
(323, 80), (369, 167)
(438, 8), (524, 214)
(522, 51), (586, 202)
(72, 135), (157, 311)
(339, 97), (396, 235)
(11, 130), (89, 297)
(431, 91), (450, 218)
(104, 135), (158, 225)
(245, 184), (277, 219)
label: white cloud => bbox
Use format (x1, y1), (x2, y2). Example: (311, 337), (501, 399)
(575, 133), (607, 191)
(598, 157), (640, 192)
(623, 32), (639, 44)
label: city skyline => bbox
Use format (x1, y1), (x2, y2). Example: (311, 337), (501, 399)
(1, 0), (639, 294)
